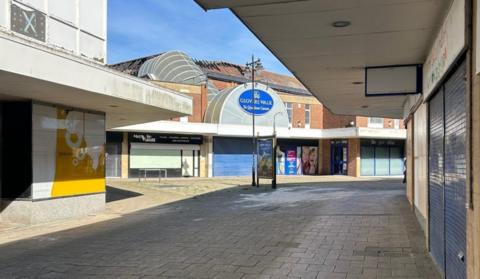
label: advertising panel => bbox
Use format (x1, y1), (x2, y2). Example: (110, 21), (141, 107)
(276, 149), (285, 175)
(32, 104), (105, 199)
(285, 149), (297, 175)
(257, 138), (274, 179)
(301, 146), (318, 175)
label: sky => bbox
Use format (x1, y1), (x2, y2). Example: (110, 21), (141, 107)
(107, 0), (292, 75)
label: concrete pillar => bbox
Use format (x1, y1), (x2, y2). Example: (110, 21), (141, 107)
(406, 119), (414, 206)
(320, 139), (330, 175)
(121, 132), (129, 179)
(200, 136), (212, 178)
(347, 138), (360, 177)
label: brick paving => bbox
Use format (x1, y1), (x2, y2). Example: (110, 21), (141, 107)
(0, 179), (440, 278)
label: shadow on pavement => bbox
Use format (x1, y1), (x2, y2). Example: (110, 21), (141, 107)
(105, 185), (142, 203)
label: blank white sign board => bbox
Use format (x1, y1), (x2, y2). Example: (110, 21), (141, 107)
(366, 65), (420, 96)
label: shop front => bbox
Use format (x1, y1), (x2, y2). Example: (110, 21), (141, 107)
(360, 139), (404, 176)
(128, 132), (203, 178)
(276, 139), (319, 175)
(330, 140), (348, 175)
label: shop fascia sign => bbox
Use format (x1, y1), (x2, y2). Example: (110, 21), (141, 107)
(238, 89), (274, 115)
(130, 133), (203, 145)
(423, 0), (465, 99)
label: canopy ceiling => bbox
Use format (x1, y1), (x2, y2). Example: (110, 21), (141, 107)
(195, 0), (452, 118)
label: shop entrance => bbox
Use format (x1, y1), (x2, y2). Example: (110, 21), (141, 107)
(330, 140), (347, 175)
(106, 143), (122, 178)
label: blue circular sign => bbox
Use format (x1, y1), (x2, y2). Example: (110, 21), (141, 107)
(238, 89), (274, 115)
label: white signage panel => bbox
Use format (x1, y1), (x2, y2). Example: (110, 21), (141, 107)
(423, 0), (465, 99)
(366, 65), (421, 96)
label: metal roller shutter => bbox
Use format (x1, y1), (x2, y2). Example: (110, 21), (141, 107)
(213, 137), (253, 176)
(428, 59), (467, 278)
(444, 60), (467, 279)
(429, 87), (445, 272)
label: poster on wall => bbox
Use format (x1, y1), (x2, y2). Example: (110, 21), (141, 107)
(301, 146), (318, 175)
(285, 149), (297, 175)
(257, 138), (274, 179)
(276, 149), (285, 175)
(32, 104), (106, 199)
(296, 147), (302, 175)
(52, 108), (105, 197)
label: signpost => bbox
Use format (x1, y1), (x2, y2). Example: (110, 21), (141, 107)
(256, 135), (277, 189)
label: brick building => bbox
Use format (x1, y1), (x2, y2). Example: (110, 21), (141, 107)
(108, 50), (405, 178)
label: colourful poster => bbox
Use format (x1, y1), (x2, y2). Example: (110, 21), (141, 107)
(302, 146), (318, 175)
(51, 109), (105, 197)
(285, 149), (297, 175)
(276, 149), (285, 175)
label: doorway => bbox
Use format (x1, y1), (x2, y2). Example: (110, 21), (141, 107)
(330, 140), (348, 175)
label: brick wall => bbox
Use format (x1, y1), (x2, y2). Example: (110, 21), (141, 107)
(357, 116), (405, 129)
(347, 138), (360, 177)
(210, 79), (239, 91)
(323, 109), (356, 129)
(320, 139), (331, 175)
(310, 104), (323, 129)
(292, 103), (305, 128)
(356, 116), (369, 127)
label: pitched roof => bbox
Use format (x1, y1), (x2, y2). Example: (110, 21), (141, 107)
(109, 52), (311, 96)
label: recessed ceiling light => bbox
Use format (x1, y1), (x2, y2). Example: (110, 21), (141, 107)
(361, 105), (369, 109)
(352, 81), (364, 85)
(332, 20), (351, 28)
(109, 105), (119, 108)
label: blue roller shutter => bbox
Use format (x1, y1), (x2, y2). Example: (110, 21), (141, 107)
(213, 137), (253, 176)
(444, 60), (466, 279)
(429, 88), (445, 272)
(428, 59), (467, 279)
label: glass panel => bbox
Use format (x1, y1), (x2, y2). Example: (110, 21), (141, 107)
(375, 147), (390, 175)
(389, 147), (404, 175)
(368, 117), (384, 128)
(130, 148), (181, 169)
(361, 146), (375, 176)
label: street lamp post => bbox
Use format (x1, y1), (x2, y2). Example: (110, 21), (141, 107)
(246, 55), (261, 187)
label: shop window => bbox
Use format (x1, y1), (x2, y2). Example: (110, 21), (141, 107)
(305, 104), (311, 129)
(394, 119), (400, 129)
(285, 102), (293, 125)
(368, 117), (384, 128)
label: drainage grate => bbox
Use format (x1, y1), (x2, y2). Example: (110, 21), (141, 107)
(354, 247), (412, 257)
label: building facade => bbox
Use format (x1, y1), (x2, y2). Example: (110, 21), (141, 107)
(0, 0), (192, 224)
(109, 51), (406, 179)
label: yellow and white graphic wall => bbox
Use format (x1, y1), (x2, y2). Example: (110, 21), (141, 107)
(32, 104), (105, 199)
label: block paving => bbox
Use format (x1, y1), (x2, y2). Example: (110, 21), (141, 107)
(0, 179), (440, 278)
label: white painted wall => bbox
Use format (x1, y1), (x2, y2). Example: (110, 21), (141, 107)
(413, 103), (428, 219)
(0, 0), (107, 62)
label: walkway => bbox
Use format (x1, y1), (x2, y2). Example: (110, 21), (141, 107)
(0, 179), (439, 279)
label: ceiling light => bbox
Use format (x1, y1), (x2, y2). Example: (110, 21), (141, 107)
(109, 105), (119, 108)
(332, 21), (351, 28)
(361, 105), (369, 109)
(352, 81), (364, 85)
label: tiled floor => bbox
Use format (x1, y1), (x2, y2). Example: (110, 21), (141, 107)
(0, 179), (440, 278)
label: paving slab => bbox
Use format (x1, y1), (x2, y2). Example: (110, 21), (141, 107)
(0, 178), (440, 278)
